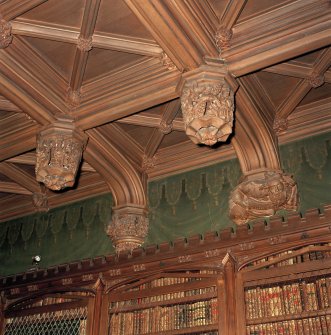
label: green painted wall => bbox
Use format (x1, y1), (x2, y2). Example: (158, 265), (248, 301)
(0, 132), (330, 276)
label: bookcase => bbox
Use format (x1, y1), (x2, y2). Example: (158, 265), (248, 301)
(237, 243), (331, 335)
(0, 205), (330, 335)
(107, 270), (220, 335)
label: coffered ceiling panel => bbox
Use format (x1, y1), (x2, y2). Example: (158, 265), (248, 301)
(20, 0), (85, 29)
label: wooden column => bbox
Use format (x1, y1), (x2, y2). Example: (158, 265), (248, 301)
(222, 253), (237, 335)
(90, 278), (104, 335)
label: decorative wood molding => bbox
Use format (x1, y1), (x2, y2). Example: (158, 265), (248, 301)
(84, 128), (147, 207)
(0, 181), (32, 195)
(11, 20), (163, 57)
(0, 162), (40, 193)
(76, 59), (181, 130)
(224, 0), (331, 76)
(0, 19), (13, 49)
(124, 0), (218, 71)
(218, 0), (247, 30)
(229, 169), (298, 225)
(0, 0), (47, 21)
(1, 204), (330, 289)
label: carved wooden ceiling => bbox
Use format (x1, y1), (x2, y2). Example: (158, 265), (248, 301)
(0, 0), (330, 223)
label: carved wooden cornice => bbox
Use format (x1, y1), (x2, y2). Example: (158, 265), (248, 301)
(1, 204), (330, 291)
(223, 0), (331, 76)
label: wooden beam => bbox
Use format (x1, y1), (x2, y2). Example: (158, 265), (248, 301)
(69, 0), (101, 92)
(0, 162), (40, 193)
(224, 0), (331, 76)
(0, 96), (21, 112)
(117, 114), (184, 131)
(5, 152), (95, 172)
(219, 0), (247, 29)
(0, 0), (47, 20)
(76, 58), (181, 129)
(264, 62), (331, 83)
(0, 37), (67, 123)
(11, 20), (163, 56)
(0, 181), (32, 195)
(124, 0), (218, 71)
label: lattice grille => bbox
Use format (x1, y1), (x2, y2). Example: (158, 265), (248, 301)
(4, 306), (87, 335)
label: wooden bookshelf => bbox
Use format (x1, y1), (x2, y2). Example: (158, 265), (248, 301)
(0, 206), (331, 335)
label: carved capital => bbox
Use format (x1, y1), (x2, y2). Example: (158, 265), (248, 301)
(159, 120), (172, 134)
(215, 27), (232, 53)
(161, 52), (177, 71)
(77, 36), (93, 52)
(36, 117), (88, 191)
(0, 19), (13, 49)
(229, 170), (299, 225)
(32, 192), (48, 212)
(106, 205), (149, 253)
(66, 88), (81, 111)
(181, 76), (234, 146)
(273, 117), (288, 134)
(309, 72), (324, 88)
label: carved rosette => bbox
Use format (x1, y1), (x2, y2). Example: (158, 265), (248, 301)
(159, 120), (172, 134)
(309, 72), (324, 88)
(181, 80), (234, 146)
(273, 117), (288, 134)
(77, 36), (93, 52)
(106, 206), (149, 253)
(215, 27), (232, 53)
(229, 170), (299, 225)
(35, 117), (88, 191)
(66, 88), (81, 111)
(142, 155), (156, 171)
(161, 52), (177, 71)
(0, 19), (13, 49)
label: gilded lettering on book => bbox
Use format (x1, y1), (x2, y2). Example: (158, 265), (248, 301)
(229, 170), (298, 225)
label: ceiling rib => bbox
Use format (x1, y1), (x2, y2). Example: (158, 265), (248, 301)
(0, 181), (32, 195)
(0, 0), (47, 20)
(219, 0), (247, 29)
(69, 0), (101, 93)
(0, 162), (40, 193)
(224, 0), (331, 76)
(11, 20), (163, 57)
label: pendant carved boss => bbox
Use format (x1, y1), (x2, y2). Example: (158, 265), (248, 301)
(35, 118), (87, 191)
(181, 79), (234, 146)
(229, 170), (298, 225)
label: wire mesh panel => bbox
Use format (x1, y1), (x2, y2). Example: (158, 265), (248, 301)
(4, 306), (87, 335)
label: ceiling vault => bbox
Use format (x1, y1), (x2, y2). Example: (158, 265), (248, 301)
(0, 0), (330, 249)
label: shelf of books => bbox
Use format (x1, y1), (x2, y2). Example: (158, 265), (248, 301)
(3, 292), (91, 335)
(108, 272), (220, 335)
(241, 243), (331, 335)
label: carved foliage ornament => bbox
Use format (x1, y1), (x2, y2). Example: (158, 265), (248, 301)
(181, 81), (234, 146)
(229, 170), (298, 225)
(36, 118), (88, 191)
(0, 19), (12, 49)
(107, 206), (149, 253)
(215, 27), (232, 53)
